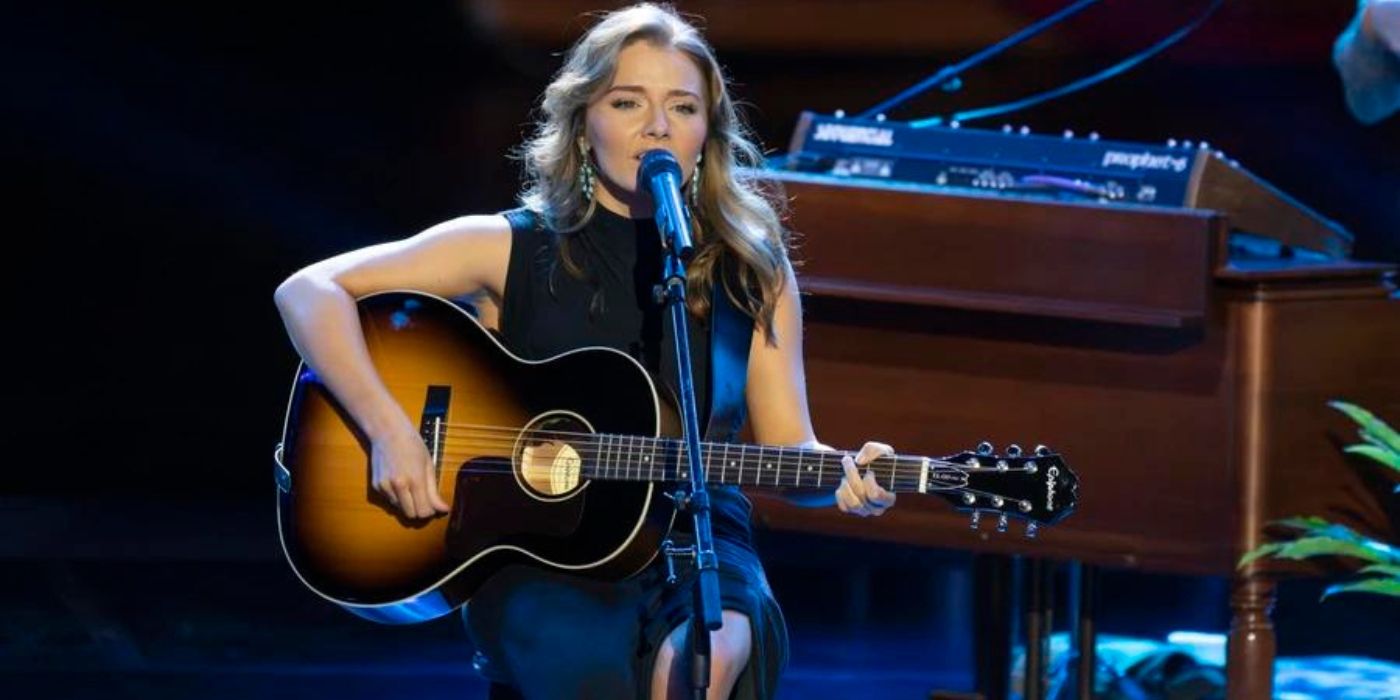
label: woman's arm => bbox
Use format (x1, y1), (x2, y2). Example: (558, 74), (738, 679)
(273, 214), (512, 518)
(743, 261), (895, 516)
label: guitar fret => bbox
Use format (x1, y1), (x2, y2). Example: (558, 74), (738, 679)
(646, 436), (654, 482)
(795, 448), (804, 488)
(704, 441), (712, 486)
(720, 443), (728, 485)
(598, 434), (608, 481)
(672, 439), (683, 484)
(683, 436), (694, 481)
(773, 445), (783, 486)
(626, 434), (635, 482)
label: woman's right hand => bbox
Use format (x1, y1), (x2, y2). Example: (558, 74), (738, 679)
(371, 424), (451, 520)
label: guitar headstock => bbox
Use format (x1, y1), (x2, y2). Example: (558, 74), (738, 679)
(930, 442), (1078, 538)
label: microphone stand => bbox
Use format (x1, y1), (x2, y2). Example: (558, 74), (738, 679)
(648, 164), (724, 700)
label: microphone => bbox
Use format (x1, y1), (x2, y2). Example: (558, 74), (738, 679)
(638, 149), (693, 260)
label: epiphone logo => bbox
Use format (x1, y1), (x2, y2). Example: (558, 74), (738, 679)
(812, 123), (895, 147)
(928, 470), (968, 487)
(1046, 466), (1060, 510)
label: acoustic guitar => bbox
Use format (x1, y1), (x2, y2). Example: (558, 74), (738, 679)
(274, 291), (1078, 623)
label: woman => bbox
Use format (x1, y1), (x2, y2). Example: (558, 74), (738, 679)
(274, 4), (896, 698)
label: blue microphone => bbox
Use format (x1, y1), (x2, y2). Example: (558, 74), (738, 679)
(638, 149), (694, 260)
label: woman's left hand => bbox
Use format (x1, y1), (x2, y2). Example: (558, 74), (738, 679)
(836, 441), (898, 517)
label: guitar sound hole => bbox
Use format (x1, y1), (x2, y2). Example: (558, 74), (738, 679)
(515, 413), (592, 499)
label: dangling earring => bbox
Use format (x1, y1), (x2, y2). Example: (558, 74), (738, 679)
(689, 152), (703, 205)
(578, 149), (596, 204)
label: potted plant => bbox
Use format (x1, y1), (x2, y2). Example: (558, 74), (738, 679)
(1239, 401), (1400, 599)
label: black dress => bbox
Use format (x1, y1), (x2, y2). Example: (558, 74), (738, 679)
(462, 206), (789, 699)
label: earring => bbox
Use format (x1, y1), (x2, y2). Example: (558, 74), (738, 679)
(689, 152), (703, 205)
(579, 152), (595, 203)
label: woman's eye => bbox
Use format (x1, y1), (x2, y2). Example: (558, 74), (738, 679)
(674, 103), (699, 115)
(610, 98), (638, 110)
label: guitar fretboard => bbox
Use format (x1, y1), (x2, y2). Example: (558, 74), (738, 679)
(583, 434), (931, 493)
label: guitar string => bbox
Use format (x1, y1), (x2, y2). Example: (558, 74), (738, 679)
(409, 422), (1036, 468)
(430, 424), (1054, 470)
(395, 442), (1038, 482)
(315, 464), (1039, 516)
(294, 450), (1048, 501)
(426, 421), (1055, 461)
(298, 450), (1019, 498)
(310, 427), (1046, 478)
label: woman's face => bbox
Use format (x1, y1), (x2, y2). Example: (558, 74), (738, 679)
(583, 40), (708, 217)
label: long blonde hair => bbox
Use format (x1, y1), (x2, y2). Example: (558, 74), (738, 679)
(517, 3), (789, 342)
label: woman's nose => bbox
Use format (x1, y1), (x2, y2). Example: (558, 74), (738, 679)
(644, 105), (670, 139)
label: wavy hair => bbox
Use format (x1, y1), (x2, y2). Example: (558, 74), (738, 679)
(517, 3), (789, 342)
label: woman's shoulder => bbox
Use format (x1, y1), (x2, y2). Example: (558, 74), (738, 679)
(498, 207), (545, 235)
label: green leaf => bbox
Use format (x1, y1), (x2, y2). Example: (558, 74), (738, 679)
(1273, 516), (1335, 532)
(1320, 577), (1400, 600)
(1343, 444), (1400, 474)
(1359, 430), (1400, 454)
(1357, 564), (1400, 579)
(1329, 400), (1400, 454)
(1238, 543), (1286, 568)
(1269, 536), (1394, 565)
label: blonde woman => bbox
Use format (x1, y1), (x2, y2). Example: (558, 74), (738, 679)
(274, 4), (895, 698)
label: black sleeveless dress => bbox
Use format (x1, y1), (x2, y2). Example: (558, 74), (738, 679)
(462, 206), (789, 700)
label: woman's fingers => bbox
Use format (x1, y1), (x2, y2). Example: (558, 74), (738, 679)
(398, 487), (419, 519)
(838, 442), (897, 517)
(862, 469), (895, 514)
(427, 459), (452, 513)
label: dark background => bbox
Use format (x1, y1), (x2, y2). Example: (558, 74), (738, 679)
(3, 0), (1398, 695)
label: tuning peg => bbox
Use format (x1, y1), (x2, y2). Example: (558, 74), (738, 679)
(976, 441), (994, 456)
(1006, 444), (1022, 458)
(1025, 523), (1039, 539)
(970, 511), (981, 530)
(996, 514), (1009, 533)
(1035, 445), (1051, 457)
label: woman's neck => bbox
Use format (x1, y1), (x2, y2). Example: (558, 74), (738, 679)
(594, 175), (655, 220)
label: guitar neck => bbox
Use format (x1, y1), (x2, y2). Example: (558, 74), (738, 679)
(582, 434), (941, 494)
